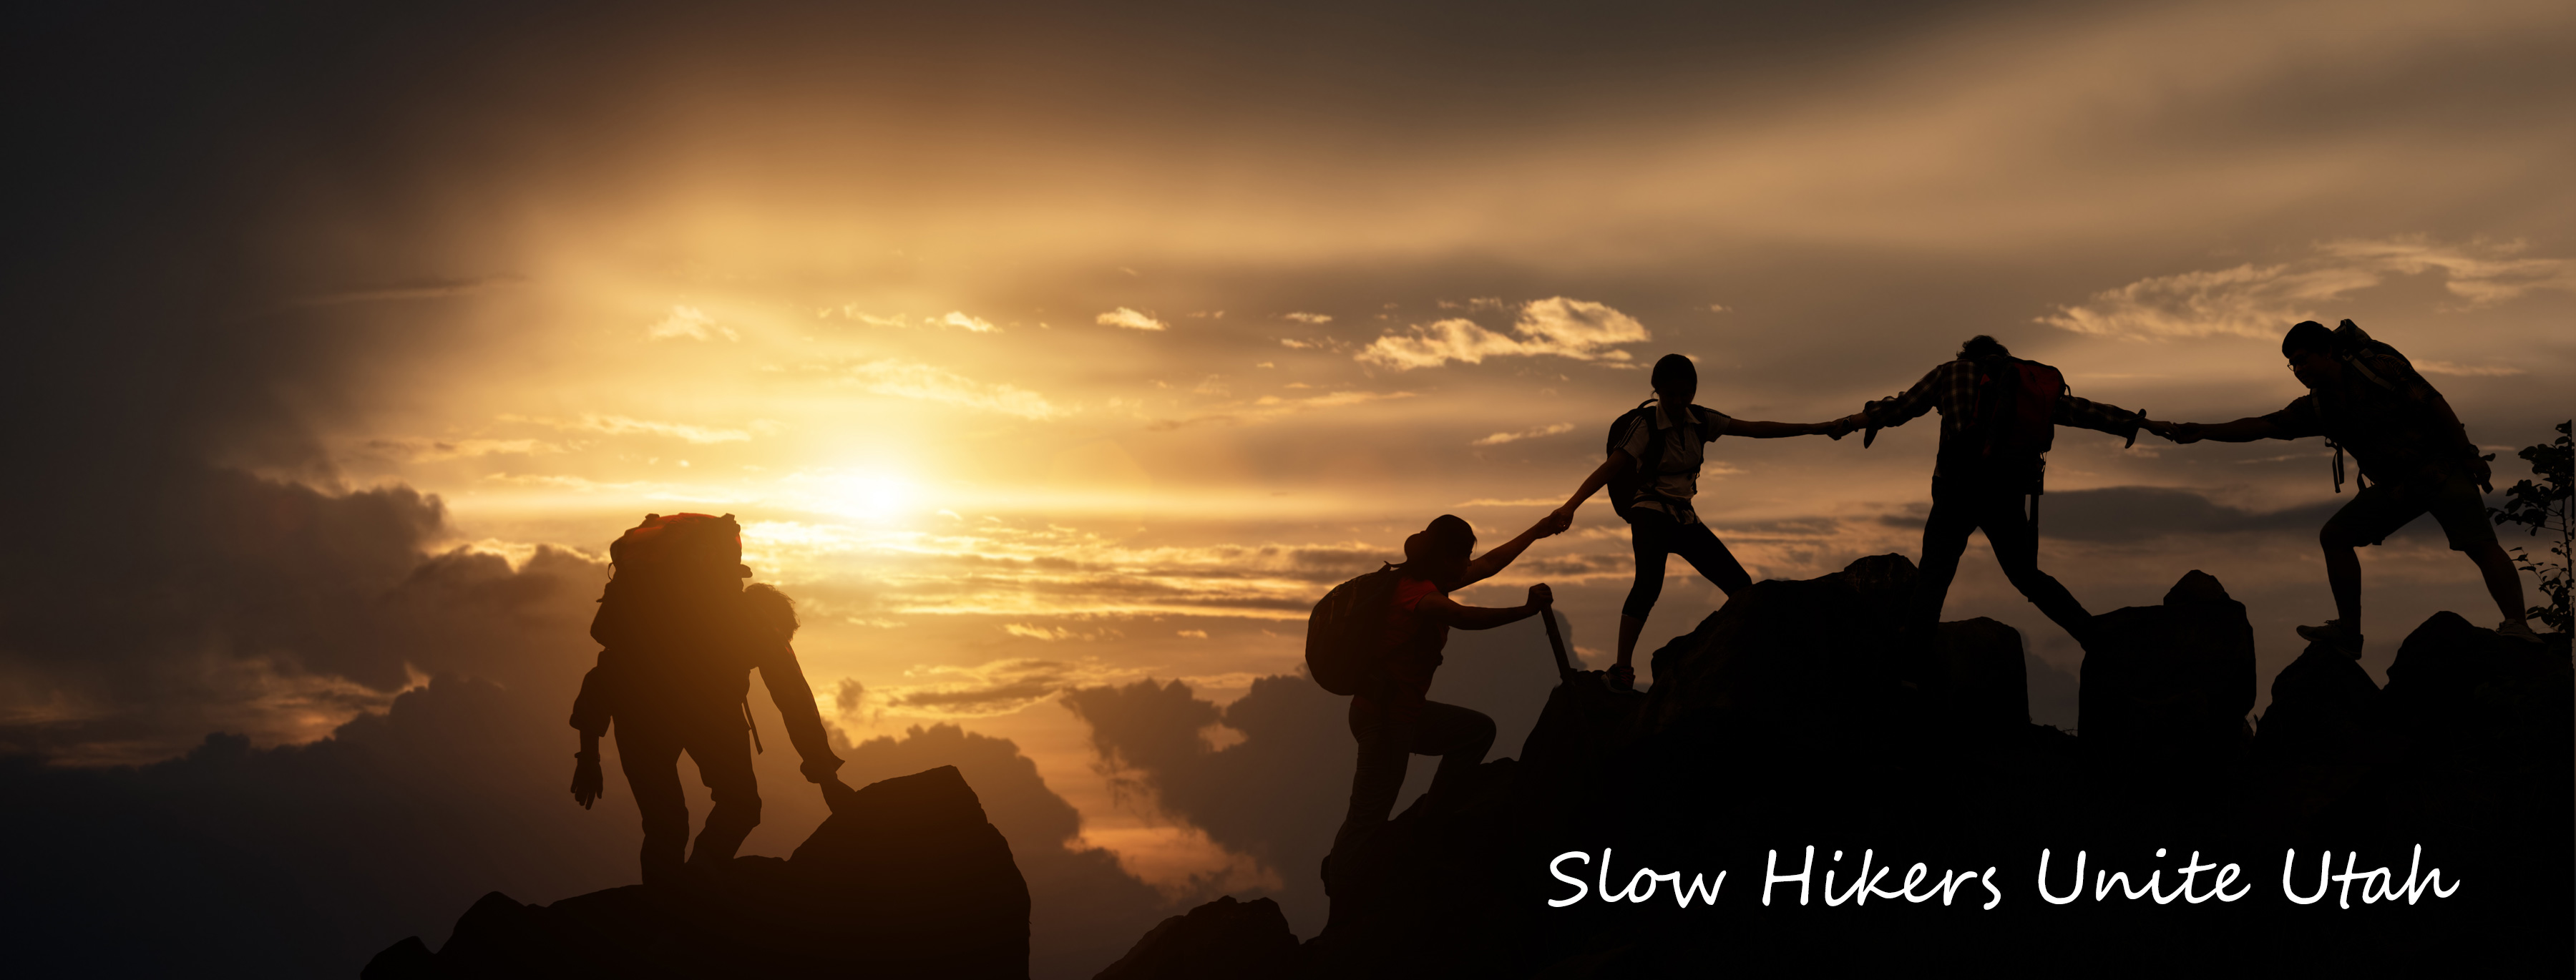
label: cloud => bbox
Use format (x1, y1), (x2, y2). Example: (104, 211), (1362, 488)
(645, 305), (736, 341)
(941, 310), (1000, 332)
(505, 413), (754, 444)
(844, 360), (1061, 419)
(2412, 360), (2527, 377)
(2040, 238), (2576, 340)
(1356, 297), (1649, 369)
(860, 657), (1145, 720)
(360, 437), (562, 462)
(1097, 307), (1166, 331)
(1144, 389), (1415, 431)
(1469, 423), (1575, 446)
(1282, 312), (1332, 323)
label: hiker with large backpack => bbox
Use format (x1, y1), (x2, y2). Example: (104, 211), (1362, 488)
(1834, 335), (2149, 652)
(1544, 353), (1853, 690)
(1314, 513), (1560, 871)
(567, 512), (849, 888)
(2149, 320), (2540, 653)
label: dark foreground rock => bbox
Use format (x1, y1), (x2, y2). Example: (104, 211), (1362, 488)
(1091, 895), (1296, 980)
(1116, 555), (2572, 978)
(364, 765), (1029, 979)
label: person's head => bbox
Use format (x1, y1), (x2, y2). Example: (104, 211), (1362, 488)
(2281, 320), (2341, 390)
(1650, 353), (1697, 406)
(1958, 335), (2011, 361)
(1401, 514), (1477, 587)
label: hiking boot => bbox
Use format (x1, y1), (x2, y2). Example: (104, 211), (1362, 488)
(2296, 619), (2365, 659)
(1606, 663), (1635, 692)
(2497, 619), (2544, 645)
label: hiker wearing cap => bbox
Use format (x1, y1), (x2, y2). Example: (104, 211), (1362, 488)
(567, 512), (848, 888)
(1546, 353), (1851, 690)
(1327, 514), (1559, 871)
(1830, 335), (2150, 652)
(2148, 320), (2538, 653)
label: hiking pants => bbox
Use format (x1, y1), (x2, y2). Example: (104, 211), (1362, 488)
(1622, 509), (1753, 620)
(1333, 697), (1494, 854)
(615, 708), (761, 886)
(1908, 478), (2093, 646)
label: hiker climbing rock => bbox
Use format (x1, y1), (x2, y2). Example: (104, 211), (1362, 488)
(1546, 353), (1851, 690)
(2148, 320), (2540, 653)
(567, 512), (849, 888)
(1312, 513), (1561, 881)
(1834, 335), (2150, 652)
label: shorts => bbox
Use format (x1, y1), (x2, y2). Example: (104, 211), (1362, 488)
(2322, 474), (2497, 552)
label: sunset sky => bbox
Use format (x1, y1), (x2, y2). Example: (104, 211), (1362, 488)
(5, 0), (2570, 974)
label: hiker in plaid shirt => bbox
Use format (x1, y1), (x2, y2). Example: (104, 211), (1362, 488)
(1835, 335), (2149, 651)
(2150, 320), (2537, 655)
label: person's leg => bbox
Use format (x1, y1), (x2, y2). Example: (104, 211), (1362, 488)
(1976, 491), (2094, 644)
(1332, 697), (1411, 857)
(1408, 700), (1497, 804)
(1906, 483), (1980, 648)
(2313, 483), (2416, 638)
(1667, 519), (1755, 597)
(2421, 474), (2529, 627)
(1616, 512), (1681, 683)
(2467, 541), (2531, 624)
(684, 715), (763, 868)
(613, 722), (688, 887)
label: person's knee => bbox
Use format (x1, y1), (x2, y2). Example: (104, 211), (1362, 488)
(2318, 523), (2363, 552)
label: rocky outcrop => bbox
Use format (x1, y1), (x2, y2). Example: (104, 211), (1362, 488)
(1091, 896), (1296, 980)
(1120, 555), (2572, 977)
(363, 765), (1029, 979)
(2078, 569), (2256, 763)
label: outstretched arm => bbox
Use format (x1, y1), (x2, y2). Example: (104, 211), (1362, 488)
(1717, 418), (1847, 439)
(1418, 584), (1553, 632)
(1460, 514), (1565, 587)
(2153, 416), (2292, 444)
(1550, 451), (1632, 527)
(756, 646), (845, 785)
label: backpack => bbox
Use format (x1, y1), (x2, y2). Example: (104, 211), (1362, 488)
(2318, 320), (2417, 493)
(1963, 356), (2065, 491)
(1604, 400), (1712, 523)
(1306, 564), (1402, 696)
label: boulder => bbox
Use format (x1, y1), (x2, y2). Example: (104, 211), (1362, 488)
(367, 765), (1029, 979)
(2254, 640), (2381, 765)
(2078, 569), (2255, 761)
(1093, 896), (1297, 980)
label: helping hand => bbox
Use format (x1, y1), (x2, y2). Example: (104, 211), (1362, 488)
(570, 754), (604, 810)
(1539, 507), (1575, 536)
(1527, 583), (1553, 609)
(2155, 421), (2204, 445)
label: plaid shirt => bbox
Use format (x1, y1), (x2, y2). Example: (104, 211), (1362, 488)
(2258, 349), (2476, 486)
(1863, 360), (2142, 478)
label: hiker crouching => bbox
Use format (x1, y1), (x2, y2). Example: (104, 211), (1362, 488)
(567, 512), (849, 888)
(1323, 514), (1561, 878)
(1837, 335), (2150, 651)
(2149, 320), (2538, 654)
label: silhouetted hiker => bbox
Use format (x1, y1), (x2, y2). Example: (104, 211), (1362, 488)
(2150, 320), (2539, 652)
(1322, 514), (1559, 878)
(568, 512), (848, 888)
(1833, 335), (2148, 652)
(1547, 353), (1849, 690)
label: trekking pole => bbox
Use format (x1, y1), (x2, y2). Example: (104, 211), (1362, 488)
(1540, 604), (1575, 683)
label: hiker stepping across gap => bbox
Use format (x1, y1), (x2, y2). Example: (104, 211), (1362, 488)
(2149, 320), (2540, 654)
(1310, 514), (1562, 875)
(1832, 335), (2151, 653)
(1547, 353), (1850, 691)
(567, 512), (851, 888)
